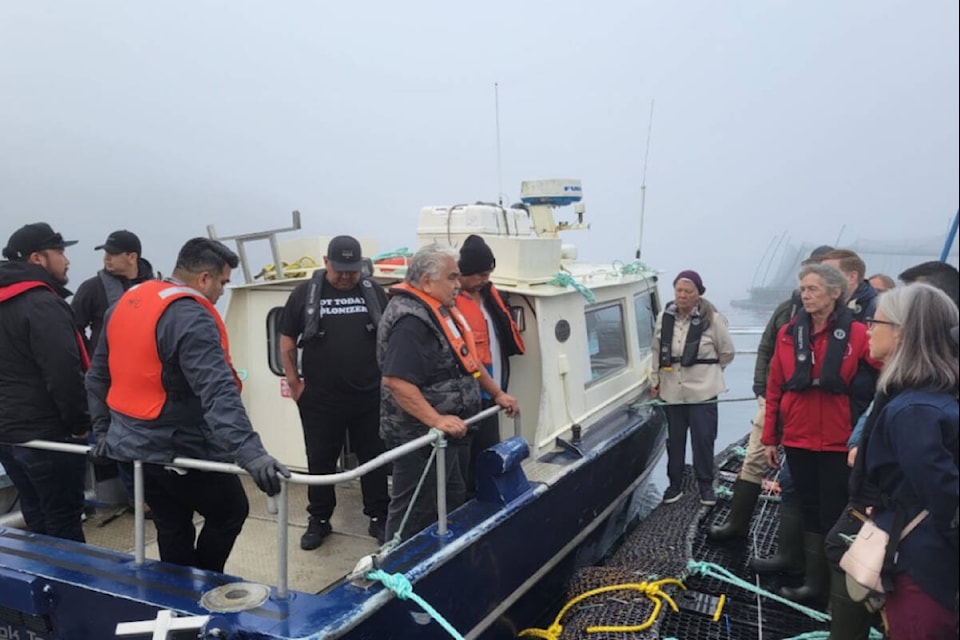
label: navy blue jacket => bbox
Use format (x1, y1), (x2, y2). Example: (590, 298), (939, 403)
(864, 389), (959, 610)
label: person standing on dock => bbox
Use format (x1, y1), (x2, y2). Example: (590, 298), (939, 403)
(85, 237), (290, 573)
(454, 235), (525, 498)
(761, 263), (879, 606)
(279, 235), (391, 549)
(0, 223), (89, 543)
(378, 244), (519, 542)
(651, 270), (735, 506)
(708, 245), (835, 578)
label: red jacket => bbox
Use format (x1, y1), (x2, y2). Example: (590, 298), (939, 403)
(761, 318), (879, 452)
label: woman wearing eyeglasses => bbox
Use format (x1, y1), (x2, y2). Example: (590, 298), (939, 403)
(761, 263), (881, 606)
(853, 284), (958, 639)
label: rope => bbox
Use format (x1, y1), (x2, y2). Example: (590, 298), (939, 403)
(615, 259), (655, 275)
(372, 247), (414, 261)
(547, 273), (596, 304)
(517, 579), (685, 639)
(630, 396), (757, 409)
(685, 560), (831, 623)
(780, 630), (885, 640)
(381, 434), (444, 552)
(365, 569), (465, 639)
(256, 256), (320, 280)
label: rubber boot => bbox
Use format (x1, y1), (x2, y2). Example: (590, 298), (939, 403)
(827, 569), (874, 640)
(779, 533), (830, 607)
(707, 479), (762, 541)
(750, 503), (804, 575)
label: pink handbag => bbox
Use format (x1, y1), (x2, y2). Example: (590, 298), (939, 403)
(840, 509), (928, 603)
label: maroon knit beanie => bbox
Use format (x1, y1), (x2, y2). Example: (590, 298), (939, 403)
(673, 269), (705, 294)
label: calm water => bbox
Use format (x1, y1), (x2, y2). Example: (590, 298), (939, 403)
(647, 305), (767, 492)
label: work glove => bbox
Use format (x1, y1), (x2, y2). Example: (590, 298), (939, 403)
(88, 437), (112, 465)
(244, 454), (291, 497)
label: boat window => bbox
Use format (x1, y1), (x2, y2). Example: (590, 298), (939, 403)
(266, 307), (299, 376)
(584, 302), (627, 384)
(633, 292), (657, 355)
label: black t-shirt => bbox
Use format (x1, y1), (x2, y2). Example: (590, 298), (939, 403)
(280, 278), (385, 402)
(379, 315), (444, 386)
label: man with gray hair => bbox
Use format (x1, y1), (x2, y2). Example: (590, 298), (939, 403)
(377, 243), (519, 542)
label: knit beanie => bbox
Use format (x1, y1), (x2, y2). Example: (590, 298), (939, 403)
(673, 269), (705, 294)
(458, 235), (496, 276)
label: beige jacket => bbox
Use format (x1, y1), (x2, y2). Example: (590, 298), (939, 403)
(650, 298), (735, 403)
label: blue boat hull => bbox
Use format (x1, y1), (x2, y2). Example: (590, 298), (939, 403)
(0, 403), (665, 640)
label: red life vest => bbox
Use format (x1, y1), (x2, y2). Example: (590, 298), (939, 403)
(0, 280), (90, 370)
(455, 284), (525, 367)
(105, 280), (240, 420)
(390, 282), (482, 377)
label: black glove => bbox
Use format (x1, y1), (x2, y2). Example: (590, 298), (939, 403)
(244, 454), (291, 497)
(88, 437), (112, 465)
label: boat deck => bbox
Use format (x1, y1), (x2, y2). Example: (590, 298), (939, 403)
(80, 475), (379, 594)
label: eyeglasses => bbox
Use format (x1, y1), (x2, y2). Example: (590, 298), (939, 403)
(865, 317), (898, 329)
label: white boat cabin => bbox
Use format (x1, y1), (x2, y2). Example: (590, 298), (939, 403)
(215, 179), (662, 469)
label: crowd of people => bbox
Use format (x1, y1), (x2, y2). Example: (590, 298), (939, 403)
(689, 246), (960, 640)
(1, 220), (956, 638)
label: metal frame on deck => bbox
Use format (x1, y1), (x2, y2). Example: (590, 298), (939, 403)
(17, 406), (517, 600)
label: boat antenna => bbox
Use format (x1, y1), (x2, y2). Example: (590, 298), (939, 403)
(635, 98), (655, 259)
(494, 82), (504, 206)
(939, 208), (959, 261)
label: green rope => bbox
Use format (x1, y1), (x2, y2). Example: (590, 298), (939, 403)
(685, 560), (832, 623)
(780, 631), (884, 640)
(365, 569), (465, 639)
(382, 434), (444, 551)
(715, 485), (734, 500)
(730, 445), (748, 458)
(547, 272), (596, 304)
(615, 259), (655, 275)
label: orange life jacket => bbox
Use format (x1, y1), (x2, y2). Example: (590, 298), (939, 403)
(105, 280), (240, 420)
(455, 284), (525, 366)
(390, 282), (482, 377)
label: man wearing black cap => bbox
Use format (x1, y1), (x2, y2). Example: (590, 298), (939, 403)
(279, 235), (390, 548)
(0, 222), (90, 542)
(72, 230), (156, 354)
(454, 235), (525, 496)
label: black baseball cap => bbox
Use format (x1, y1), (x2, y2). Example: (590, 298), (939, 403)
(95, 230), (142, 255)
(2, 222), (78, 261)
(327, 235), (363, 271)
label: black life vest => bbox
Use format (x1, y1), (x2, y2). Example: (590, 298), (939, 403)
(782, 305), (853, 394)
(658, 302), (720, 370)
(300, 269), (384, 345)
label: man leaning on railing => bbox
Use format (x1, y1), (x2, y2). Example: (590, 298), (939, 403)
(85, 237), (289, 573)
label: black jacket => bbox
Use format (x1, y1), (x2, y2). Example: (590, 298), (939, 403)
(71, 258), (155, 353)
(0, 261), (90, 442)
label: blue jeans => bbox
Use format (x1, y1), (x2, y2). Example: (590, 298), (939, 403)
(0, 444), (86, 542)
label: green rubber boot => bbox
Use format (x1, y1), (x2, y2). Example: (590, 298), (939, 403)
(779, 532), (830, 607)
(707, 479), (762, 541)
(827, 569), (876, 640)
(750, 503), (804, 575)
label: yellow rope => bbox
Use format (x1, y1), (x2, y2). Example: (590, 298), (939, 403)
(258, 256), (320, 280)
(517, 578), (685, 639)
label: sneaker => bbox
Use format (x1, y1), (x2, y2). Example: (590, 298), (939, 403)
(300, 519), (332, 550)
(700, 487), (717, 506)
(662, 486), (684, 504)
(368, 517), (386, 545)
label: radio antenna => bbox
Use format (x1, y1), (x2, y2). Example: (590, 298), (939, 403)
(495, 82), (504, 206)
(635, 98), (655, 259)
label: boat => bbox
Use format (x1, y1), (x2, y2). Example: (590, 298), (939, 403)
(732, 231), (960, 313)
(0, 178), (668, 639)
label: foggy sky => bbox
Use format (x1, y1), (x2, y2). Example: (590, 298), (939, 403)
(2, 1), (958, 312)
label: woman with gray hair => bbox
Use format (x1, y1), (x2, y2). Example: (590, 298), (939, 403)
(760, 263), (880, 605)
(853, 283), (958, 639)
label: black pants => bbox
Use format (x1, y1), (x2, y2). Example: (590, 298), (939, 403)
(783, 447), (850, 534)
(0, 444), (86, 542)
(384, 435), (470, 542)
(143, 465), (248, 573)
(297, 393), (389, 522)
(664, 401), (718, 490)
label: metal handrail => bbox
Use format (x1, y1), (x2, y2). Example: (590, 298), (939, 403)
(15, 405), (515, 599)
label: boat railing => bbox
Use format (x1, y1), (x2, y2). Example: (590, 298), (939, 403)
(13, 405), (515, 600)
